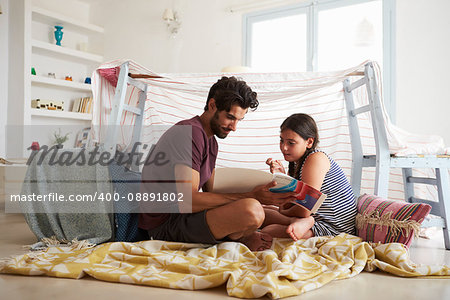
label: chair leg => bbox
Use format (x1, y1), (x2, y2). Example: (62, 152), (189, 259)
(436, 168), (450, 250)
(402, 168), (414, 203)
(374, 163), (390, 198)
(351, 159), (363, 197)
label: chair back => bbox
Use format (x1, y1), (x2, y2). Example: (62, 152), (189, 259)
(343, 62), (390, 193)
(104, 61), (148, 171)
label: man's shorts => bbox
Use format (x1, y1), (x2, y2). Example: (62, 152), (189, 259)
(146, 210), (220, 244)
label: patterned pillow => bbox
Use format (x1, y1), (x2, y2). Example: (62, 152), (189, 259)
(355, 194), (431, 247)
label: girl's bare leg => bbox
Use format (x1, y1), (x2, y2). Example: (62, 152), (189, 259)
(262, 207), (292, 227)
(260, 208), (292, 238)
(286, 216), (315, 241)
(261, 224), (290, 238)
(262, 208), (315, 240)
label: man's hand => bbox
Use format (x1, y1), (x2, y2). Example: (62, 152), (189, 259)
(266, 158), (286, 174)
(252, 181), (295, 206)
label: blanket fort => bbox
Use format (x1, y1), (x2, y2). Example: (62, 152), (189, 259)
(1, 234), (448, 299)
(91, 60), (447, 202)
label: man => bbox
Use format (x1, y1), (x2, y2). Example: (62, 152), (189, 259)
(139, 76), (294, 251)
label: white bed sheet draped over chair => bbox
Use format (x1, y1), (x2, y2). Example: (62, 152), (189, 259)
(90, 59), (448, 202)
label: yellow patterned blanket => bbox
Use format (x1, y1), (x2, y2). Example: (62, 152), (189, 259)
(1, 233), (448, 299)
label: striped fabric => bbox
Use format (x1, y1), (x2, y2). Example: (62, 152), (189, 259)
(299, 150), (357, 237)
(356, 194), (431, 247)
(90, 59), (445, 202)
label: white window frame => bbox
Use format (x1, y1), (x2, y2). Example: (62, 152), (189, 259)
(243, 0), (396, 120)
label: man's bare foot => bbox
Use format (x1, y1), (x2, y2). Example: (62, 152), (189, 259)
(239, 232), (273, 251)
(286, 217), (314, 241)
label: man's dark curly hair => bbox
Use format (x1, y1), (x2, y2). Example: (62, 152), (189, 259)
(204, 76), (259, 112)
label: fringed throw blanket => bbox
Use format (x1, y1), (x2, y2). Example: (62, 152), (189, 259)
(1, 233), (448, 299)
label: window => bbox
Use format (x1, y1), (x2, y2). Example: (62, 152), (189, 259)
(317, 1), (382, 71)
(247, 8), (308, 72)
(244, 0), (395, 118)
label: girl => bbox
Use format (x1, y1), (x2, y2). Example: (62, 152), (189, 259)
(261, 113), (356, 240)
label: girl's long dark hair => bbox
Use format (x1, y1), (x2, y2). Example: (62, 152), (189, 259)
(281, 113), (319, 179)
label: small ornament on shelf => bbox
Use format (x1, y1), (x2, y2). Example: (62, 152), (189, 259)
(31, 99), (64, 111)
(48, 72), (56, 79)
(75, 127), (91, 148)
(31, 67), (36, 75)
(30, 142), (40, 151)
(65, 76), (72, 81)
(84, 77), (91, 84)
(54, 25), (64, 46)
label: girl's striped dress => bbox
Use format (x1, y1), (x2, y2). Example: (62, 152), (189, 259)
(299, 150), (357, 236)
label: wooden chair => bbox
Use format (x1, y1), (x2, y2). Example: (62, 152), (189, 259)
(343, 62), (450, 249)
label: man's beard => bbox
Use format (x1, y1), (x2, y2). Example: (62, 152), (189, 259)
(210, 111), (230, 139)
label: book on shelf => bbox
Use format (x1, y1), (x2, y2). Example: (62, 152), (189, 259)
(83, 97), (93, 113)
(269, 173), (326, 213)
(81, 97), (87, 113)
(71, 98), (81, 112)
(212, 168), (326, 213)
(86, 97), (93, 113)
(71, 97), (93, 113)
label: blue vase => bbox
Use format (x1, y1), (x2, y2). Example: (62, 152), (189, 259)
(54, 26), (63, 46)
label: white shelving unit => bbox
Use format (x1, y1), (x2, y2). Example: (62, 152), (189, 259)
(31, 6), (105, 34)
(7, 0), (103, 157)
(31, 75), (92, 92)
(31, 39), (103, 63)
(30, 109), (92, 120)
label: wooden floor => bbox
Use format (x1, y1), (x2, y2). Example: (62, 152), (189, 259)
(0, 212), (449, 300)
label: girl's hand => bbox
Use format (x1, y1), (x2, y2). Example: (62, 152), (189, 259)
(265, 158), (286, 174)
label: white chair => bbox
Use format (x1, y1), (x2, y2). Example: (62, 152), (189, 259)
(343, 62), (450, 249)
(104, 61), (148, 171)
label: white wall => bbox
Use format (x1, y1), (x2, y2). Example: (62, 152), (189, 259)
(0, 0), (9, 158)
(396, 0), (450, 145)
(34, 0), (89, 20)
(90, 0), (242, 73)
